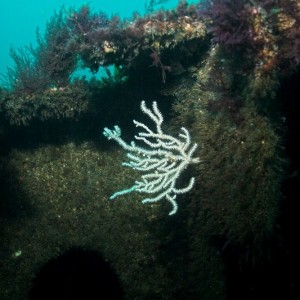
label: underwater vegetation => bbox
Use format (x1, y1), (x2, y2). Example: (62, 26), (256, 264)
(4, 9), (77, 94)
(0, 1), (299, 299)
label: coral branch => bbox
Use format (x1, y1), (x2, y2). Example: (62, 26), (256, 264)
(103, 101), (199, 215)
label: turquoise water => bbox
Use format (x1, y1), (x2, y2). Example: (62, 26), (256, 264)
(0, 0), (198, 76)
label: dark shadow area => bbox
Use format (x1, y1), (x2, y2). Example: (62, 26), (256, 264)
(0, 158), (33, 219)
(0, 74), (174, 156)
(224, 71), (300, 299)
(29, 247), (124, 300)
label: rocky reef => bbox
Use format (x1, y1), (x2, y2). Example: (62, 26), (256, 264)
(0, 1), (299, 299)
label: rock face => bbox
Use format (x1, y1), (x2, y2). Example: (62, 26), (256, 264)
(0, 1), (298, 299)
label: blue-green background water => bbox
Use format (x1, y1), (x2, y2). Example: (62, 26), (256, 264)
(0, 0), (198, 76)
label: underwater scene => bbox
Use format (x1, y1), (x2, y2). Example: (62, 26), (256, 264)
(0, 0), (299, 299)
